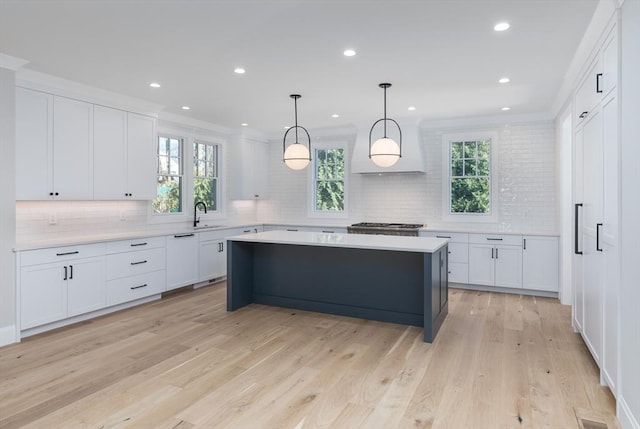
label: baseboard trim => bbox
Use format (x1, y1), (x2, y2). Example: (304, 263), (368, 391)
(450, 283), (559, 299)
(618, 395), (640, 429)
(0, 325), (18, 347)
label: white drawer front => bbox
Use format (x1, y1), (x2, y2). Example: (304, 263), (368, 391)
(468, 233), (522, 246)
(199, 229), (228, 242)
(447, 242), (469, 263)
(106, 236), (165, 254)
(106, 247), (166, 280)
(448, 262), (469, 284)
(106, 270), (166, 306)
(421, 231), (469, 243)
(20, 243), (105, 266)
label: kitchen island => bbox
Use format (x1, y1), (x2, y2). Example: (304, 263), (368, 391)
(226, 231), (449, 342)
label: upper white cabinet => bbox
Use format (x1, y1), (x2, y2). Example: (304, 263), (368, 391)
(16, 88), (93, 200)
(575, 26), (618, 123)
(94, 106), (156, 200)
(16, 87), (156, 201)
(230, 134), (269, 200)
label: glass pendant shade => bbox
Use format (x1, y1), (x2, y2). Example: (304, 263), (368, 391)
(370, 137), (401, 167)
(284, 143), (311, 170)
(369, 83), (402, 168)
(283, 94), (311, 170)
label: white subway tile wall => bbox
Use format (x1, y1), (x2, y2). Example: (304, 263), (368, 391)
(259, 120), (557, 233)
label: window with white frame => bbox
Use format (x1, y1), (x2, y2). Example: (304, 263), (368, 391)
(313, 147), (345, 212)
(153, 136), (183, 214)
(193, 140), (219, 211)
(443, 133), (496, 219)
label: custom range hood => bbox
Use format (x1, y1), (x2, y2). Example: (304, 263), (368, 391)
(351, 118), (425, 173)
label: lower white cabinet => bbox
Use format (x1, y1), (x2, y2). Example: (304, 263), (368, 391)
(166, 233), (199, 290)
(20, 243), (106, 330)
(105, 236), (166, 306)
(198, 232), (226, 282)
(522, 236), (559, 292)
(468, 234), (522, 289)
(421, 232), (469, 283)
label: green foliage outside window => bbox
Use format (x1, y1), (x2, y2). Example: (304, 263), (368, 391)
(154, 136), (183, 214)
(193, 142), (218, 210)
(315, 148), (345, 211)
(450, 139), (490, 214)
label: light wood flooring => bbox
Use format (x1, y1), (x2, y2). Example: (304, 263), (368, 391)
(0, 283), (618, 429)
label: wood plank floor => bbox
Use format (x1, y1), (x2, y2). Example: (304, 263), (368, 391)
(0, 284), (619, 429)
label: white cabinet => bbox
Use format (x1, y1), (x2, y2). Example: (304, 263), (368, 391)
(15, 87), (52, 200)
(575, 26), (618, 124)
(522, 236), (559, 292)
(105, 236), (166, 305)
(420, 231), (469, 283)
(468, 234), (522, 288)
(20, 243), (105, 329)
(166, 233), (199, 290)
(198, 230), (226, 282)
(572, 18), (620, 395)
(16, 88), (93, 200)
(51, 96), (94, 199)
(231, 135), (269, 200)
(94, 107), (156, 200)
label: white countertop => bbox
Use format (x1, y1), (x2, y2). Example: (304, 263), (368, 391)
(227, 230), (448, 253)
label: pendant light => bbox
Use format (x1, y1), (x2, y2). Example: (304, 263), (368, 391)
(283, 94), (311, 170)
(369, 83), (402, 167)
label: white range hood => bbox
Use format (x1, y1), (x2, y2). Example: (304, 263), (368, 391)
(350, 118), (425, 174)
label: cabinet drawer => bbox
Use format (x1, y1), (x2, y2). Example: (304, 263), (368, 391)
(106, 236), (165, 254)
(448, 262), (469, 284)
(468, 233), (522, 246)
(106, 270), (166, 306)
(447, 242), (468, 263)
(421, 231), (469, 243)
(106, 247), (166, 280)
(20, 243), (105, 266)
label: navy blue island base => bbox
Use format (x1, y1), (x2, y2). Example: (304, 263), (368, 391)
(226, 234), (448, 343)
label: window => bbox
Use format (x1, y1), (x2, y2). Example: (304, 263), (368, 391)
(153, 136), (183, 214)
(313, 147), (345, 212)
(443, 133), (496, 220)
(193, 141), (219, 211)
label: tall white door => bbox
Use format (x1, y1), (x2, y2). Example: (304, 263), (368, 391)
(581, 108), (603, 365)
(573, 126), (585, 332)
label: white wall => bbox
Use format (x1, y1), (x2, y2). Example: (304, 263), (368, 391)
(618, 0), (640, 427)
(0, 67), (17, 345)
(260, 119), (557, 235)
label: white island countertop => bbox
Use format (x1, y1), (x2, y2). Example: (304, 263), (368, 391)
(227, 230), (448, 253)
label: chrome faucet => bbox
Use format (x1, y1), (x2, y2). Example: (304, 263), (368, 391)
(194, 201), (207, 227)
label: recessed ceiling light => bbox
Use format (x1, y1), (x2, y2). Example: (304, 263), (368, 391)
(234, 67), (246, 74)
(408, 106), (416, 111)
(181, 106), (191, 110)
(149, 82), (161, 88)
(499, 77), (510, 83)
(241, 123), (249, 127)
(343, 49), (356, 57)
(501, 106), (511, 111)
(494, 22), (510, 32)
(331, 114), (340, 118)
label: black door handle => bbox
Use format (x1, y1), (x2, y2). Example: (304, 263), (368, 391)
(63, 266), (68, 280)
(574, 203), (583, 255)
(596, 73), (603, 93)
(596, 223), (603, 252)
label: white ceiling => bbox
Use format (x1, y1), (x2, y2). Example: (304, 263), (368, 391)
(0, 0), (598, 134)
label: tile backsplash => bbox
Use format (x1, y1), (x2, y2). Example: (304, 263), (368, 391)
(260, 119), (557, 234)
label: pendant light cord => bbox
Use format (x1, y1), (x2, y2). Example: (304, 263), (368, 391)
(383, 85), (387, 138)
(294, 96), (299, 143)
